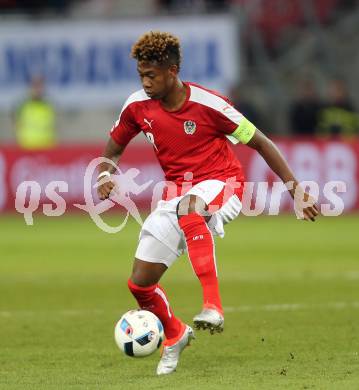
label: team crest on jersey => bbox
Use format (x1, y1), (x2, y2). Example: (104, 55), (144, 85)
(183, 120), (196, 135)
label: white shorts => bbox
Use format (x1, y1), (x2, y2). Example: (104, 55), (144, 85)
(135, 180), (242, 268)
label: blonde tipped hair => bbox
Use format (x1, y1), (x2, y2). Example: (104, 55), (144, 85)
(131, 31), (182, 69)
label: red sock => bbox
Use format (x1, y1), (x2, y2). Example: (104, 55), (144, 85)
(127, 279), (183, 340)
(179, 213), (223, 314)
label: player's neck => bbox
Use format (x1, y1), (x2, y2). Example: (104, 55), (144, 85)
(160, 79), (187, 112)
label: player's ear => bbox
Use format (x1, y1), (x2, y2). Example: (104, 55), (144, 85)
(168, 64), (179, 77)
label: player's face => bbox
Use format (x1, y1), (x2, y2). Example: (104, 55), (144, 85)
(137, 62), (177, 100)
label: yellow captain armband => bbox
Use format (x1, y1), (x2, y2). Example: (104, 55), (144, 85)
(226, 118), (256, 145)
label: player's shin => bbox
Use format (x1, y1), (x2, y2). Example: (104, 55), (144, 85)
(179, 213), (223, 314)
(127, 279), (183, 341)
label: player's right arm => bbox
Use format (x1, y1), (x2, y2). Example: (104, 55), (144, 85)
(97, 98), (141, 200)
(97, 139), (125, 200)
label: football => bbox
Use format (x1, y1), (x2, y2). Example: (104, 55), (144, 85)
(114, 310), (164, 357)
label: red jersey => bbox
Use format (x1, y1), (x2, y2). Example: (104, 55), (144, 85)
(110, 82), (248, 189)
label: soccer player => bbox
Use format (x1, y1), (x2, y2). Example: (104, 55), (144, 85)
(97, 31), (318, 375)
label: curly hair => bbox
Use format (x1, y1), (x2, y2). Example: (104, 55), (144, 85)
(131, 31), (182, 70)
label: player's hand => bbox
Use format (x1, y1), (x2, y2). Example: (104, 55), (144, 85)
(301, 196), (319, 222)
(97, 176), (115, 200)
(291, 186), (319, 222)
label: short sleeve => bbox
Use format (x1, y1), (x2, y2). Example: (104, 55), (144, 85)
(210, 103), (256, 145)
(110, 104), (140, 147)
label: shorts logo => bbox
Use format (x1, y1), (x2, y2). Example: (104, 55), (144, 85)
(184, 120), (196, 135)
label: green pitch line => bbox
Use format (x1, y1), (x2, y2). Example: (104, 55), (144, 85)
(0, 214), (358, 389)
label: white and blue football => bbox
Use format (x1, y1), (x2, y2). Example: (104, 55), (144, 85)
(114, 310), (164, 357)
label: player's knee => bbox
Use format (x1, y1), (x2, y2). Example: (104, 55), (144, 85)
(177, 194), (207, 219)
(129, 270), (153, 288)
(129, 258), (166, 287)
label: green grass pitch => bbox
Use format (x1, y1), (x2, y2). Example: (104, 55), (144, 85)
(0, 213), (358, 389)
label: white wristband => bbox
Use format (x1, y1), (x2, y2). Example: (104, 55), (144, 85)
(97, 171), (111, 180)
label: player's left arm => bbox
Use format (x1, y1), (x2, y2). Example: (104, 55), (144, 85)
(246, 128), (319, 222)
(211, 98), (318, 221)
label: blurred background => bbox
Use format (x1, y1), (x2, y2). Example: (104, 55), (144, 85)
(1, 4), (358, 388)
(0, 0), (358, 212)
